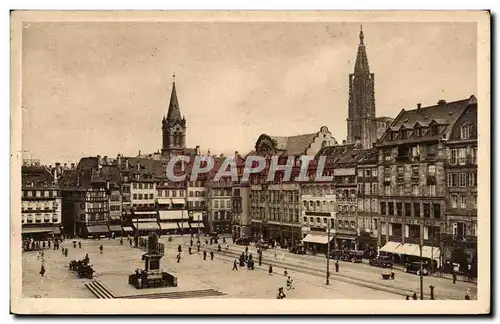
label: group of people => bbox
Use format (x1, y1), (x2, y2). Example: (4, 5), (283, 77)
(24, 237), (63, 252)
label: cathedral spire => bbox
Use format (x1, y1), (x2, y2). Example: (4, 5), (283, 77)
(166, 73), (182, 121)
(354, 25), (370, 74)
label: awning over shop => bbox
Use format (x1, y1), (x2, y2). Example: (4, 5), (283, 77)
(394, 243), (418, 256)
(22, 226), (57, 234)
(172, 199), (186, 205)
(396, 243), (440, 260)
(189, 222), (205, 229)
(177, 222), (190, 229)
(133, 211), (158, 216)
(52, 226), (61, 234)
(379, 241), (402, 254)
(122, 226), (134, 232)
(301, 233), (332, 244)
(190, 212), (203, 222)
(335, 234), (356, 241)
(108, 225), (122, 232)
(134, 222), (160, 231)
(87, 225), (110, 234)
(159, 210), (184, 221)
(159, 222), (178, 230)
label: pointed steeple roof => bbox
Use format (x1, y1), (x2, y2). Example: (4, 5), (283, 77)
(354, 25), (370, 74)
(166, 73), (182, 121)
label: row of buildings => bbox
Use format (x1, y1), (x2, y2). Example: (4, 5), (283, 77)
(21, 27), (478, 274)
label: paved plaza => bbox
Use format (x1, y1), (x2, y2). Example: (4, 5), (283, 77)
(22, 236), (476, 300)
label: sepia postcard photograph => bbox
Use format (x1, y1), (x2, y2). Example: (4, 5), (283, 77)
(10, 10), (490, 315)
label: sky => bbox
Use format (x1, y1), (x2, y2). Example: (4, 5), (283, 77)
(21, 21), (477, 165)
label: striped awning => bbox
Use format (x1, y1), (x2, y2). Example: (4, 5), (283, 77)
(122, 226), (134, 232)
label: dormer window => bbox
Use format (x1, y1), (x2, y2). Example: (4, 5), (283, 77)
(415, 127), (422, 137)
(460, 125), (471, 140)
(431, 125), (439, 135)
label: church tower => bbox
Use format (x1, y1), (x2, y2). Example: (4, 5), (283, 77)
(347, 26), (377, 149)
(162, 74), (187, 159)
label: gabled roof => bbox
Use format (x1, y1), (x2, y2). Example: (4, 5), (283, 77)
(22, 165), (55, 188)
(257, 132), (318, 157)
(378, 95), (477, 145)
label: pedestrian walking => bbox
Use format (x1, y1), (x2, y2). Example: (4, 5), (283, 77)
(223, 237), (226, 244)
(465, 289), (471, 300)
(203, 250), (207, 260)
(210, 251), (214, 260)
(178, 245), (182, 253)
(245, 246), (249, 254)
(284, 268), (288, 277)
(452, 271), (457, 284)
(48, 240), (51, 249)
(218, 244), (222, 252)
(405, 296), (410, 300)
(188, 246), (192, 255)
(335, 260), (339, 273)
(391, 270), (395, 280)
(78, 241), (82, 249)
(286, 276), (294, 290)
(177, 253), (181, 263)
(190, 239), (193, 247)
(120, 237), (123, 245)
(269, 264), (273, 275)
(64, 248), (68, 257)
(99, 245), (103, 254)
(40, 264), (46, 277)
(232, 260), (238, 271)
(197, 243), (200, 253)
(412, 292), (418, 300)
(61, 247), (65, 255)
(276, 287), (286, 299)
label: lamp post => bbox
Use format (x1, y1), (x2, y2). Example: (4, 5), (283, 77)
(419, 226), (424, 300)
(326, 218), (331, 285)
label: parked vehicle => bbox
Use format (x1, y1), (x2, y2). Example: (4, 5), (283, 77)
(257, 240), (270, 250)
(403, 262), (430, 276)
(209, 232), (219, 240)
(369, 256), (393, 268)
(235, 237), (251, 246)
(341, 250), (364, 263)
(289, 244), (305, 255)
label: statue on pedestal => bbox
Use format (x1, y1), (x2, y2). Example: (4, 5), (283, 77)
(128, 232), (178, 289)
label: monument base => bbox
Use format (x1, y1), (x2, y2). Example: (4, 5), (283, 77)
(128, 269), (178, 289)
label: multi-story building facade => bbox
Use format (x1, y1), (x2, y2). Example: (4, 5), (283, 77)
(333, 146), (362, 250)
(249, 126), (337, 246)
(299, 158), (336, 253)
(355, 148), (380, 249)
(376, 96), (477, 268)
(207, 159), (233, 234)
(443, 98), (478, 275)
(21, 162), (62, 239)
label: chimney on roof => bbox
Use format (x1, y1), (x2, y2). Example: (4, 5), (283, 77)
(125, 159), (129, 170)
(138, 150), (141, 156)
(106, 180), (110, 190)
(117, 154), (122, 167)
(207, 149), (211, 156)
(63, 163), (67, 169)
(103, 156), (108, 165)
(137, 161), (141, 171)
(235, 151), (238, 157)
(97, 155), (102, 166)
(417, 103), (422, 109)
(437, 99), (447, 106)
(196, 146), (200, 156)
(342, 140), (346, 145)
(220, 153), (224, 158)
(71, 163), (75, 169)
(53, 167), (58, 185)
